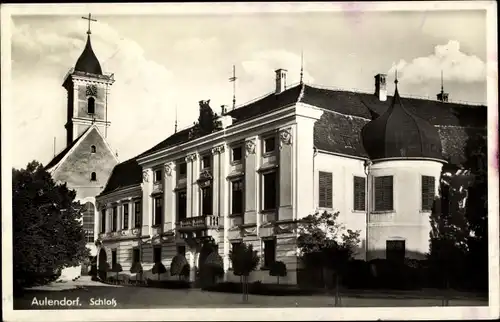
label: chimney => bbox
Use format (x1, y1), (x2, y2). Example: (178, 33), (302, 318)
(275, 68), (288, 94)
(374, 73), (387, 101)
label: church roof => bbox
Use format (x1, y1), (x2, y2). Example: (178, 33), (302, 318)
(360, 82), (444, 161)
(74, 35), (103, 76)
(99, 83), (486, 196)
(44, 127), (92, 171)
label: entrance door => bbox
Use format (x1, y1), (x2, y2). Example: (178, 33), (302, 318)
(98, 248), (108, 280)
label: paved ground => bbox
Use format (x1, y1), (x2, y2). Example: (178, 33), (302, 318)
(14, 282), (488, 309)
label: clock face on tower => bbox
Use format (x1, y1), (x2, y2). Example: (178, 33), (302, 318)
(86, 84), (98, 97)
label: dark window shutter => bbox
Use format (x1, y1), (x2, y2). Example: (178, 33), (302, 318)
(354, 176), (366, 211)
(319, 172), (333, 208)
(374, 176), (393, 211)
(421, 176), (435, 211)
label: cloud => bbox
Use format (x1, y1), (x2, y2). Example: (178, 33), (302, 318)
(173, 36), (220, 53)
(10, 17), (178, 168)
(239, 49), (314, 101)
(388, 40), (486, 84)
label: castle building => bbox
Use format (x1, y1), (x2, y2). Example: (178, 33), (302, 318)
(47, 21), (486, 285)
(44, 25), (119, 280)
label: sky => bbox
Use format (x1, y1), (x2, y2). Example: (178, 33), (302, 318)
(7, 6), (490, 169)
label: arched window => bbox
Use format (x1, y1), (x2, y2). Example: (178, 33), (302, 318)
(87, 97), (95, 114)
(82, 202), (95, 243)
(91, 145), (96, 153)
(91, 172), (97, 181)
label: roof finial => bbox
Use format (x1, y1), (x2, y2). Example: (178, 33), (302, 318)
(174, 104), (178, 133)
(440, 69), (444, 93)
(300, 49), (304, 84)
(82, 13), (97, 35)
(394, 69), (399, 86)
(229, 65), (237, 110)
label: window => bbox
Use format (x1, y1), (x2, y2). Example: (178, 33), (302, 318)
(374, 176), (394, 211)
(231, 179), (244, 215)
(87, 97), (95, 115)
(263, 239), (276, 268)
(153, 197), (163, 227)
(100, 209), (106, 233)
(232, 146), (243, 163)
(112, 206), (118, 232)
(202, 155), (211, 169)
(154, 170), (162, 183)
(132, 248), (140, 263)
(82, 202), (95, 243)
(177, 245), (186, 257)
(318, 171), (333, 208)
(91, 145), (96, 153)
(264, 137), (276, 154)
(134, 201), (142, 228)
(122, 204), (129, 230)
(153, 246), (162, 263)
(262, 172), (277, 210)
(353, 176), (366, 211)
(90, 172), (97, 181)
(386, 240), (405, 262)
(177, 190), (187, 221)
(111, 250), (117, 267)
(201, 186), (213, 216)
(178, 162), (187, 178)
(421, 176), (435, 211)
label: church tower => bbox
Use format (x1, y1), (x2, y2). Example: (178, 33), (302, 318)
(62, 15), (114, 147)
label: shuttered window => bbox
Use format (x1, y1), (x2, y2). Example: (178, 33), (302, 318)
(318, 171), (333, 208)
(100, 209), (106, 233)
(421, 176), (435, 211)
(353, 176), (366, 211)
(374, 176), (393, 211)
(112, 206), (118, 232)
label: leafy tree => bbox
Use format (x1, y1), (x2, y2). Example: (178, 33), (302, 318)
(130, 262), (143, 285)
(463, 133), (488, 291)
(170, 254), (189, 281)
(229, 243), (260, 302)
(269, 261), (287, 285)
(199, 241), (224, 288)
(297, 211), (361, 306)
(152, 261), (167, 281)
(12, 161), (90, 293)
(110, 263), (123, 284)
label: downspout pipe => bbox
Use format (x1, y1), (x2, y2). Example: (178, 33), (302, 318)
(363, 159), (372, 261)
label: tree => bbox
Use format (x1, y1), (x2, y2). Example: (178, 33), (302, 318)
(188, 100), (222, 140)
(229, 243), (260, 302)
(110, 263), (123, 284)
(152, 261), (167, 281)
(269, 261), (287, 285)
(12, 161), (90, 293)
(297, 211), (361, 306)
(130, 262), (143, 285)
(170, 254), (189, 281)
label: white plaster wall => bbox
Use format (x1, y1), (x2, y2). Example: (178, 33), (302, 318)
(367, 160), (443, 260)
(313, 152), (368, 259)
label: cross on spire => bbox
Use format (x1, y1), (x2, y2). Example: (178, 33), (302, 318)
(300, 49), (304, 84)
(82, 13), (97, 35)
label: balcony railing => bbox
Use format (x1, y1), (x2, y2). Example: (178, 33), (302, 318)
(98, 228), (142, 240)
(178, 215), (222, 230)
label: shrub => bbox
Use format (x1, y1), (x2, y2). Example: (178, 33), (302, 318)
(170, 255), (189, 280)
(269, 261), (287, 285)
(152, 262), (167, 281)
(130, 262), (143, 284)
(110, 263), (123, 283)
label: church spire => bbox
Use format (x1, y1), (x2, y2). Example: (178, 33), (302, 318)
(74, 13), (103, 75)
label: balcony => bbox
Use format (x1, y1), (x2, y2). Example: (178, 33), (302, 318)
(98, 228), (142, 240)
(177, 215), (223, 231)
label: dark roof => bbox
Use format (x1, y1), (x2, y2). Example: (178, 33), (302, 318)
(74, 35), (103, 76)
(99, 157), (143, 195)
(360, 83), (444, 161)
(44, 127), (91, 170)
(101, 82), (486, 195)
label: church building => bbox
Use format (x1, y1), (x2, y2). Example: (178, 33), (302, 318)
(48, 20), (486, 285)
(44, 21), (119, 280)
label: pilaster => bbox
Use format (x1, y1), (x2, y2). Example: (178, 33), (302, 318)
(185, 153), (197, 218)
(220, 143), (231, 273)
(128, 200), (133, 230)
(164, 161), (176, 231)
(244, 137), (258, 225)
(141, 168), (153, 236)
(211, 145), (224, 216)
(278, 127), (293, 221)
(116, 200), (122, 231)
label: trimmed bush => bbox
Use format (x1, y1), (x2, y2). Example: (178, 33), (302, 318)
(152, 262), (167, 281)
(130, 262), (143, 284)
(269, 261), (287, 285)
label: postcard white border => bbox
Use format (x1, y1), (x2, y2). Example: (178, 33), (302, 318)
(2, 1), (498, 321)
